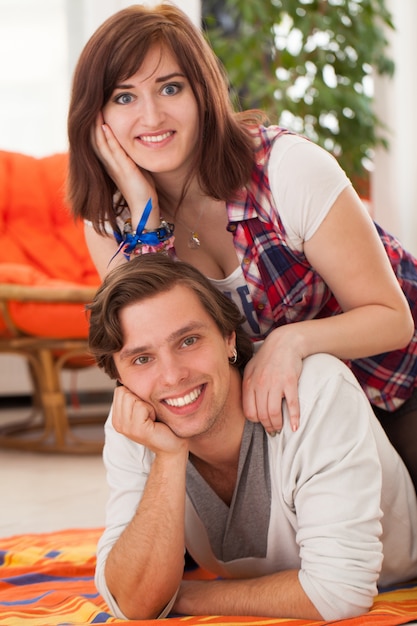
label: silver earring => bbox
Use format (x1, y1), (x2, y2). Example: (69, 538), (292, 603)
(229, 347), (238, 364)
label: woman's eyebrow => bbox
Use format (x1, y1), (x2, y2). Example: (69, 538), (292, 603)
(113, 82), (134, 90)
(114, 72), (185, 91)
(155, 72), (186, 83)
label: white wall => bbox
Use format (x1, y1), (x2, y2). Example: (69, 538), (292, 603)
(66, 0), (201, 84)
(0, 0), (69, 156)
(372, 0), (417, 255)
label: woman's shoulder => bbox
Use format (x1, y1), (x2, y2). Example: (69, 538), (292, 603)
(251, 124), (296, 159)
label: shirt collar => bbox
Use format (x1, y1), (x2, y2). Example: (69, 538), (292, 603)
(227, 187), (258, 223)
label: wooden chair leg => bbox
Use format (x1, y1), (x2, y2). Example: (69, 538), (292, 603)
(0, 346), (106, 454)
(36, 348), (71, 449)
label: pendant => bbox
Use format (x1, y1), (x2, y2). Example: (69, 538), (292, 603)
(188, 231), (201, 249)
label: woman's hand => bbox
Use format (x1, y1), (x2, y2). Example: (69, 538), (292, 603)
(92, 112), (160, 229)
(242, 184), (415, 436)
(242, 326), (304, 434)
(112, 385), (187, 455)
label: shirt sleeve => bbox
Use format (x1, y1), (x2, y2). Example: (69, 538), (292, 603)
(94, 412), (178, 619)
(279, 354), (384, 619)
(267, 134), (352, 251)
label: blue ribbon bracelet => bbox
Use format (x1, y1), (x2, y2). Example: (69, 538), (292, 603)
(113, 198), (174, 256)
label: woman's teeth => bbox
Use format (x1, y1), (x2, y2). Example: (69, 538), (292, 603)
(140, 131), (172, 143)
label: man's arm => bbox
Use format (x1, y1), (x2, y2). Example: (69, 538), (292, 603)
(105, 450), (188, 619)
(99, 386), (190, 620)
(174, 570), (322, 619)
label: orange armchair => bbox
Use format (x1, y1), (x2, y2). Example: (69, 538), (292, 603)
(0, 150), (107, 453)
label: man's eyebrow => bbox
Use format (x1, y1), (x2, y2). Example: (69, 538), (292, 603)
(118, 321), (208, 361)
(114, 72), (186, 90)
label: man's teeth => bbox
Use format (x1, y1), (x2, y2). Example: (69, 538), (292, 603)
(165, 387), (202, 408)
(141, 131), (172, 143)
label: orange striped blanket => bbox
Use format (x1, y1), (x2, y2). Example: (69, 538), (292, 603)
(0, 528), (416, 626)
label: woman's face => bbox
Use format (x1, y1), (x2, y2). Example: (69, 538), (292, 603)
(102, 45), (200, 180)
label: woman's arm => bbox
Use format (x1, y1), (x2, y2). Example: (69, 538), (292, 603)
(243, 185), (414, 433)
(86, 113), (163, 279)
(93, 114), (160, 231)
(304, 184), (413, 354)
(84, 223), (126, 279)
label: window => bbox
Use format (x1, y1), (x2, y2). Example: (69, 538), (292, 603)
(0, 0), (69, 156)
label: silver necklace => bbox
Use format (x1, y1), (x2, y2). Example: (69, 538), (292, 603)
(171, 205), (205, 249)
(188, 229), (201, 249)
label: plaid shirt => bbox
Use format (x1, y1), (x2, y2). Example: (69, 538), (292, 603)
(226, 125), (417, 410)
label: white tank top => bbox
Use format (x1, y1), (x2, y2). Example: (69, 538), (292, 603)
(209, 265), (262, 340)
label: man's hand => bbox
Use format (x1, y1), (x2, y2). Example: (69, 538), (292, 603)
(112, 384), (187, 455)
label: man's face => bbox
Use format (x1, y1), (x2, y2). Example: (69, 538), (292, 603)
(114, 285), (236, 440)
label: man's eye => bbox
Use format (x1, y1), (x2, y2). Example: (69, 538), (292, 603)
(114, 93), (134, 105)
(183, 336), (197, 347)
(134, 355), (150, 365)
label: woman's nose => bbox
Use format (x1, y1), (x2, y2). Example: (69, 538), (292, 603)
(138, 95), (164, 127)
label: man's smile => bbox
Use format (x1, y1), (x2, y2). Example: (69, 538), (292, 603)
(163, 384), (204, 408)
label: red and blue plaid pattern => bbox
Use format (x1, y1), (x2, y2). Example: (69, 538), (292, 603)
(227, 126), (417, 410)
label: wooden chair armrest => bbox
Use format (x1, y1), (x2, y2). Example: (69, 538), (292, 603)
(0, 283), (98, 303)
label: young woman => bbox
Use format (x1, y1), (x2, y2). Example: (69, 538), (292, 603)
(68, 3), (417, 488)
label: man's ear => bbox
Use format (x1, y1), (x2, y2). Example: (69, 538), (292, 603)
(226, 330), (236, 357)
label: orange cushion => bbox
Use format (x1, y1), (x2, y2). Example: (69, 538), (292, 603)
(0, 151), (100, 338)
(0, 264), (93, 338)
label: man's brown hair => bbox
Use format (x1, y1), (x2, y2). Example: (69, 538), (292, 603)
(87, 254), (254, 379)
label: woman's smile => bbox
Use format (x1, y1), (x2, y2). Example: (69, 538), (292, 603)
(137, 130), (175, 144)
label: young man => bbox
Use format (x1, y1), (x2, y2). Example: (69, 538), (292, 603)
(88, 254), (417, 622)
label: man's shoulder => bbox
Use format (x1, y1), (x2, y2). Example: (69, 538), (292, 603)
(302, 352), (351, 375)
(299, 353), (363, 399)
(284, 353), (374, 447)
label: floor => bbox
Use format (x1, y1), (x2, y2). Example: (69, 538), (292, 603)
(0, 397), (110, 538)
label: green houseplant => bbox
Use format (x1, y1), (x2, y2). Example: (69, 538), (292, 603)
(202, 0), (395, 194)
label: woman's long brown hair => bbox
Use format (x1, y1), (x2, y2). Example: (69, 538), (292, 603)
(67, 3), (266, 234)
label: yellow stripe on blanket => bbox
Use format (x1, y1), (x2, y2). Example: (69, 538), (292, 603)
(0, 528), (416, 626)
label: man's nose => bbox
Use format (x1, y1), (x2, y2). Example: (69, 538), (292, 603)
(158, 354), (188, 386)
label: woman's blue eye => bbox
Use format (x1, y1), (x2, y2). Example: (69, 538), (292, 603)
(162, 83), (181, 96)
(115, 93), (133, 105)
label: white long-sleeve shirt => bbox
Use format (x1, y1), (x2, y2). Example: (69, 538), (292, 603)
(95, 353), (417, 620)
